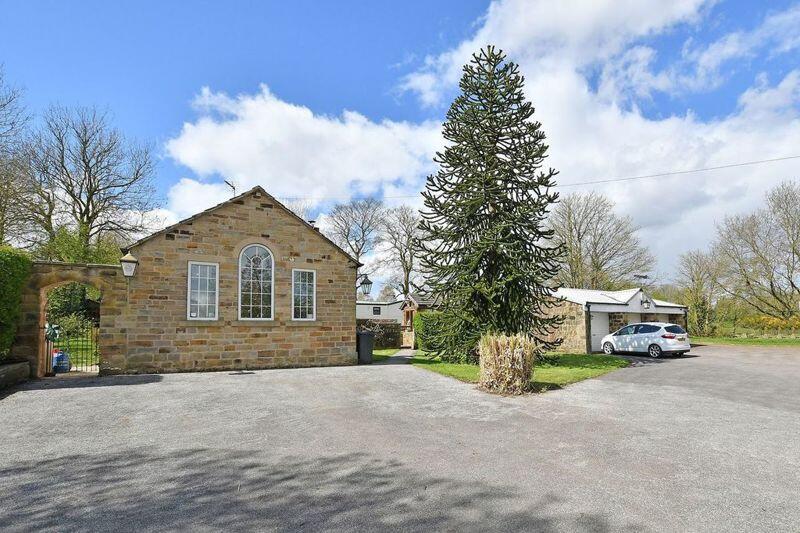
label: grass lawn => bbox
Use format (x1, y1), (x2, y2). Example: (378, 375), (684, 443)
(53, 333), (99, 368)
(372, 348), (400, 362)
(692, 336), (800, 346)
(411, 352), (629, 392)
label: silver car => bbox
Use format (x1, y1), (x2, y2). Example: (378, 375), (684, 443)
(601, 322), (690, 358)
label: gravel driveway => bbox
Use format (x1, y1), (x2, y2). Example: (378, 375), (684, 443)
(2, 344), (799, 532)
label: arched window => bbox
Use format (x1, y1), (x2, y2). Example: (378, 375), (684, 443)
(238, 244), (274, 320)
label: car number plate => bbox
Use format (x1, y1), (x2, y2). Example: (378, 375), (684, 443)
(677, 335), (686, 341)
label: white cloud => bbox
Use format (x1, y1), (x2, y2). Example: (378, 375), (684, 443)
(603, 3), (800, 98)
(400, 0), (712, 107)
(165, 85), (441, 213)
(166, 179), (233, 219)
(398, 0), (800, 280)
(159, 0), (800, 282)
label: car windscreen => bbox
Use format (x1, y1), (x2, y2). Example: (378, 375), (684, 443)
(665, 325), (686, 334)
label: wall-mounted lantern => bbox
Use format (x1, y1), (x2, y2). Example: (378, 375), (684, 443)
(120, 252), (139, 278)
(642, 298), (651, 310)
(357, 274), (373, 296)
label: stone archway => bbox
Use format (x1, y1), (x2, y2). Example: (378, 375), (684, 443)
(11, 261), (128, 378)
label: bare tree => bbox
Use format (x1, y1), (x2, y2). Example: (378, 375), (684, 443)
(376, 283), (398, 302)
(550, 192), (654, 289)
(281, 198), (313, 222)
(0, 68), (30, 245)
(0, 156), (26, 244)
(714, 296), (750, 336)
(26, 106), (158, 252)
(676, 249), (720, 335)
(7, 142), (61, 251)
(322, 198), (384, 268)
(377, 205), (422, 297)
(714, 181), (800, 319)
(0, 67), (28, 154)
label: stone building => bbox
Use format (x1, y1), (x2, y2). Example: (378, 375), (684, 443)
(546, 288), (688, 353)
(13, 186), (359, 377)
(399, 293), (437, 348)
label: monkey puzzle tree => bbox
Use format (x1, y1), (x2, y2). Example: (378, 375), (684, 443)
(417, 46), (564, 362)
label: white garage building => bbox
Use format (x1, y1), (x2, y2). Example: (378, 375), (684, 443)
(552, 288), (688, 353)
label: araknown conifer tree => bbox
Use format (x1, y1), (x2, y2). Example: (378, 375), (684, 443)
(417, 46), (564, 362)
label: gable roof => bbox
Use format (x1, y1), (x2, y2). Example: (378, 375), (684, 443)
(554, 287), (640, 306)
(123, 185), (359, 265)
(554, 287), (685, 309)
(403, 292), (437, 308)
(651, 298), (686, 309)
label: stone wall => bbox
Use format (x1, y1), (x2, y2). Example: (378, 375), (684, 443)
(608, 312), (627, 333)
(544, 299), (587, 353)
(0, 361), (30, 390)
(11, 262), (128, 377)
(115, 189), (357, 374)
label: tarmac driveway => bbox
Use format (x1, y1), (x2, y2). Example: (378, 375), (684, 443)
(1, 344), (799, 532)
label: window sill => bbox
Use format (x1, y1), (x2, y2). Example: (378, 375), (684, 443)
(237, 319), (322, 327)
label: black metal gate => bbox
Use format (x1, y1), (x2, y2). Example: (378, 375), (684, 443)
(43, 322), (100, 375)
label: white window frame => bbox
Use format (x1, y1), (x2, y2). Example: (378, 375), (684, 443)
(187, 261), (219, 321)
(238, 244), (275, 321)
(291, 268), (316, 321)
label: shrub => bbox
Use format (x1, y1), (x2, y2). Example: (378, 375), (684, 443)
(356, 319), (401, 348)
(413, 311), (441, 352)
(46, 282), (96, 322)
(415, 310), (480, 363)
(0, 246), (32, 361)
(412, 312), (424, 350)
(478, 333), (536, 395)
(53, 313), (92, 337)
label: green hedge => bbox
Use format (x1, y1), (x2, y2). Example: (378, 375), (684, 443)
(413, 311), (443, 352)
(356, 319), (402, 348)
(0, 246), (32, 361)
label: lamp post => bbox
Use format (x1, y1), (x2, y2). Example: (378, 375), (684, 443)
(120, 252), (138, 278)
(357, 274), (373, 297)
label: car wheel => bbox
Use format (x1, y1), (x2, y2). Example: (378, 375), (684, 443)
(648, 344), (662, 358)
(602, 342), (615, 355)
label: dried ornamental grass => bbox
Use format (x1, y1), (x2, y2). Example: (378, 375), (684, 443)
(478, 333), (537, 394)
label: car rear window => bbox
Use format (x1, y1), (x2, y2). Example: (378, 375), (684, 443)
(665, 325), (686, 334)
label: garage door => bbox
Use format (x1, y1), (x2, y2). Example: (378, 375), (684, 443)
(590, 312), (609, 352)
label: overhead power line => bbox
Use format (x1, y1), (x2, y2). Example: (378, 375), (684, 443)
(278, 154), (800, 201)
(558, 154), (800, 188)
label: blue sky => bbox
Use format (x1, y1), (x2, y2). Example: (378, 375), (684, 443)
(2, 0), (800, 285)
(0, 0), (485, 198)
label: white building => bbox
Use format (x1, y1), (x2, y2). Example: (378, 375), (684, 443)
(553, 287), (687, 353)
(356, 300), (403, 323)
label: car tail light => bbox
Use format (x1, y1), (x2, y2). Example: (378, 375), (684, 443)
(661, 333), (676, 339)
